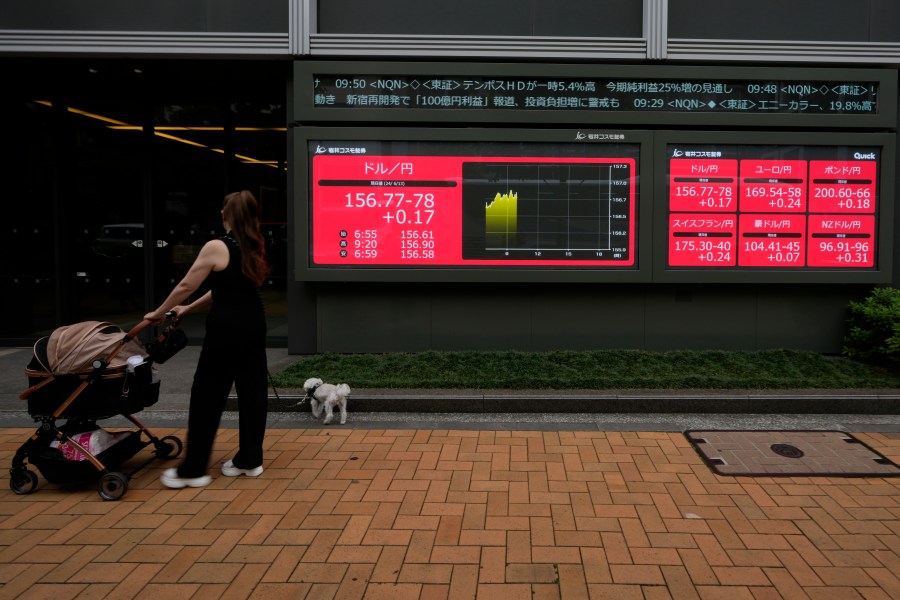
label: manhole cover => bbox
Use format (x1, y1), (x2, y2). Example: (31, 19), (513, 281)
(684, 430), (900, 477)
(771, 443), (804, 458)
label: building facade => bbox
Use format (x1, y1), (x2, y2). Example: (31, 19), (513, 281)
(2, 0), (899, 354)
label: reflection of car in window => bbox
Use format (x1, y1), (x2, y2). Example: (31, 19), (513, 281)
(92, 223), (145, 260)
(89, 221), (287, 288)
(90, 223), (175, 283)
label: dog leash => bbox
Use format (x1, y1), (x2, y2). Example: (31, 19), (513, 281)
(267, 369), (282, 404)
(252, 280), (289, 409)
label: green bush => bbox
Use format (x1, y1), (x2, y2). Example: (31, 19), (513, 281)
(843, 286), (900, 364)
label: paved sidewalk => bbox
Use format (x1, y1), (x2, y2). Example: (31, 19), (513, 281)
(1, 425), (898, 598)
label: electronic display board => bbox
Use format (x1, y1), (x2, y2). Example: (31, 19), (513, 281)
(299, 130), (651, 282)
(313, 74), (878, 116)
(662, 138), (892, 281)
(296, 62), (898, 129)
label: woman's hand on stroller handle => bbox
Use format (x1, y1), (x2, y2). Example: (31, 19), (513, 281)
(165, 307), (187, 324)
(143, 309), (181, 327)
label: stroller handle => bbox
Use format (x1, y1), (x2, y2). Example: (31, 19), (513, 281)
(125, 311), (179, 342)
(125, 319), (155, 340)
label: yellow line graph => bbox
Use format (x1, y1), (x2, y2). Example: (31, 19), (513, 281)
(485, 190), (518, 236)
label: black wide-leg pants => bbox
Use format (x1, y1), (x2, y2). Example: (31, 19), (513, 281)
(177, 313), (268, 478)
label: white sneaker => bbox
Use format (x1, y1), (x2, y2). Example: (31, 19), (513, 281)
(221, 460), (263, 477)
(160, 468), (212, 489)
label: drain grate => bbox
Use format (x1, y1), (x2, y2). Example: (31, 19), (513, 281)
(685, 430), (900, 477)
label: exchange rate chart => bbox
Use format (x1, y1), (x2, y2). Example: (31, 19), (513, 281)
(666, 145), (879, 270)
(462, 162), (632, 261)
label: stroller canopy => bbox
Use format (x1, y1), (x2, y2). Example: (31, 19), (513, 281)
(43, 321), (148, 375)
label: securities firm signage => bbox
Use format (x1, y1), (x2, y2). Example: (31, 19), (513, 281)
(312, 75), (878, 115)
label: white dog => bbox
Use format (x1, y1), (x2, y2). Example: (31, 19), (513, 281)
(303, 377), (351, 425)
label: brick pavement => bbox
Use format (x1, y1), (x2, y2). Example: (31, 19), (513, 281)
(0, 427), (898, 599)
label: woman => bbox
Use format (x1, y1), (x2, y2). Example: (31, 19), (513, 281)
(145, 190), (269, 488)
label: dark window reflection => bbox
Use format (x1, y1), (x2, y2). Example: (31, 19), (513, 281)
(1, 99), (56, 336)
(67, 98), (147, 323)
(2, 59), (289, 344)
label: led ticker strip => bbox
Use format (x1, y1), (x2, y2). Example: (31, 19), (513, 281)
(667, 145), (879, 269)
(313, 75), (879, 115)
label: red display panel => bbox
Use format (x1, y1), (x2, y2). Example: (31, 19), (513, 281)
(669, 159), (737, 212)
(738, 214), (806, 267)
(666, 144), (880, 271)
(739, 160), (807, 213)
(668, 214), (736, 266)
(809, 160), (877, 213)
(807, 215), (875, 267)
(310, 142), (639, 268)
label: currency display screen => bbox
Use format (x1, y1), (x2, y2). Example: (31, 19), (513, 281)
(666, 144), (880, 270)
(309, 140), (640, 268)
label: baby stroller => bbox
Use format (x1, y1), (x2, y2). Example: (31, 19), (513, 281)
(9, 316), (186, 500)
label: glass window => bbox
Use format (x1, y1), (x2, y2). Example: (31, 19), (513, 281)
(231, 99), (289, 339)
(65, 96), (147, 326)
(153, 99), (229, 301)
(0, 99), (56, 337)
(150, 65), (288, 342)
(1, 59), (289, 345)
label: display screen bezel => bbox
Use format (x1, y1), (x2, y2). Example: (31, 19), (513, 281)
(294, 128), (894, 284)
(295, 127), (654, 282)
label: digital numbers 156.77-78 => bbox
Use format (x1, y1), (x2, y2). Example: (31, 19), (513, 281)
(345, 192), (436, 208)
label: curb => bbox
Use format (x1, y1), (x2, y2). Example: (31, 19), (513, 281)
(230, 391), (900, 415)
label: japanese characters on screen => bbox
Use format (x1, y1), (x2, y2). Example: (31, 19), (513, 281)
(667, 145), (878, 270)
(310, 140), (640, 269)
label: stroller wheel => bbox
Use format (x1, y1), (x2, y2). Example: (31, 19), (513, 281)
(157, 435), (184, 459)
(9, 469), (38, 495)
(98, 471), (129, 501)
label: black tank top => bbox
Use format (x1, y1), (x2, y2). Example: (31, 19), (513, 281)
(208, 235), (264, 321)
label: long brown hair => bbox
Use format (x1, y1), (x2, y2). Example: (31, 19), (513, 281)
(222, 190), (268, 287)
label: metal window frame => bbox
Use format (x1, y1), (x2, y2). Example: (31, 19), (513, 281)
(1, 1), (898, 65)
